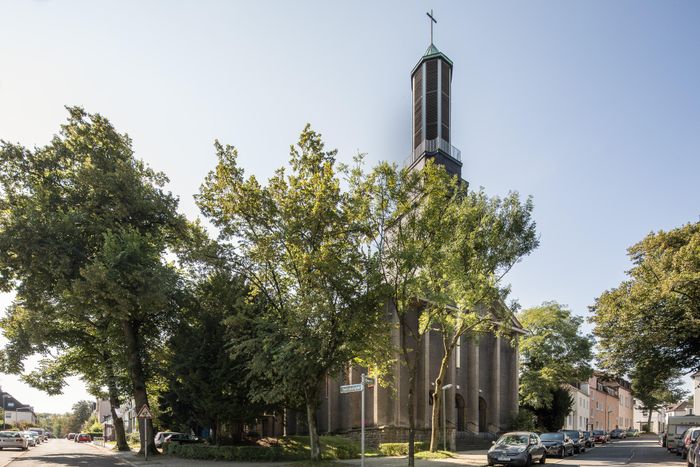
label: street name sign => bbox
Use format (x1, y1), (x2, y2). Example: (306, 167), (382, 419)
(340, 383), (363, 394)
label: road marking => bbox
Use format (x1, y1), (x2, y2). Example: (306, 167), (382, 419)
(625, 448), (636, 464)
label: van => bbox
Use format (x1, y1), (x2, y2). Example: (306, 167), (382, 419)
(666, 415), (700, 452)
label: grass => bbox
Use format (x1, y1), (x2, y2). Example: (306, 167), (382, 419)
(415, 450), (456, 459)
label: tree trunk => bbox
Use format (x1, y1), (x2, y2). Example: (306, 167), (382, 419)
(121, 319), (157, 456)
(429, 349), (451, 451)
(103, 352), (129, 451)
(647, 408), (653, 433)
(305, 391), (321, 462)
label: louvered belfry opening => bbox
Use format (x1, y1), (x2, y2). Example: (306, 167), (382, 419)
(413, 72), (423, 150)
(425, 59), (439, 141)
(441, 60), (450, 143)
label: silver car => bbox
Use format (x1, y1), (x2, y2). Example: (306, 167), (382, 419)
(20, 431), (37, 447)
(0, 431), (29, 450)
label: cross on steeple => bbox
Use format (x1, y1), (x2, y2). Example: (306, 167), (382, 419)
(426, 9), (437, 44)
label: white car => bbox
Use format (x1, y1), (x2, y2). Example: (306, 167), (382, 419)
(0, 431), (28, 450)
(21, 431), (38, 446)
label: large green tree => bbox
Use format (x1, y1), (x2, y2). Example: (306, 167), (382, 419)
(159, 271), (267, 443)
(197, 127), (387, 461)
(364, 161), (538, 455)
(0, 107), (186, 454)
(591, 222), (700, 373)
(518, 302), (593, 431)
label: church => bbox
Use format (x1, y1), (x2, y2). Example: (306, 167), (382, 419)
(259, 32), (523, 450)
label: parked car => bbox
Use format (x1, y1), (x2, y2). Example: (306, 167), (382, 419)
(75, 433), (92, 443)
(66, 433), (76, 440)
(610, 428), (626, 439)
(688, 433), (700, 467)
(540, 432), (574, 458)
(20, 431), (37, 447)
(163, 433), (200, 446)
(154, 431), (182, 448)
(679, 427), (700, 459)
(487, 431), (546, 466)
(0, 431), (28, 451)
(626, 428), (640, 438)
(582, 431), (595, 448)
(593, 430), (608, 444)
(559, 430), (586, 453)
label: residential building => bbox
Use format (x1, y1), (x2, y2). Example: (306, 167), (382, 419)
(665, 401), (692, 420)
(0, 389), (37, 427)
(564, 382), (590, 431)
(616, 380), (634, 429)
(633, 398), (666, 433)
(588, 373), (620, 431)
(693, 372), (700, 416)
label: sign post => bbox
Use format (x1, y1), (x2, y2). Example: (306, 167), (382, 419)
(137, 404), (153, 461)
(340, 375), (374, 467)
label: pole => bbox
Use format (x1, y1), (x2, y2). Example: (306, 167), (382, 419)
(442, 388), (446, 451)
(361, 373), (366, 467)
(144, 417), (148, 461)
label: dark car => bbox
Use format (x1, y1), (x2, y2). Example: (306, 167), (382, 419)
(679, 427), (700, 459)
(688, 432), (700, 466)
(559, 430), (586, 454)
(164, 433), (200, 446)
(487, 431), (546, 466)
(66, 433), (76, 440)
(593, 430), (608, 444)
(610, 428), (626, 439)
(582, 431), (595, 448)
(540, 432), (574, 458)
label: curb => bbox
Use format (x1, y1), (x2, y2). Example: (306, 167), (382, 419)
(86, 441), (139, 467)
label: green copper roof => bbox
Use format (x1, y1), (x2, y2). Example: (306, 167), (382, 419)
(411, 43), (453, 76)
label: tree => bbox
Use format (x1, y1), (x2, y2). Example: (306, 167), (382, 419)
(364, 161), (538, 457)
(70, 400), (94, 433)
(0, 107), (186, 454)
(197, 127), (387, 461)
(591, 222), (700, 373)
(518, 302), (594, 431)
(629, 360), (686, 432)
(159, 271), (267, 443)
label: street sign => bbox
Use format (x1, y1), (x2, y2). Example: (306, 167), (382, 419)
(340, 384), (363, 394)
(136, 404), (153, 419)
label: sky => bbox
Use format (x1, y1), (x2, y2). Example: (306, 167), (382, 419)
(0, 0), (698, 413)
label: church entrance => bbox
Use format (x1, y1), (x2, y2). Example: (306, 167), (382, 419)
(455, 394), (465, 431)
(478, 397), (487, 432)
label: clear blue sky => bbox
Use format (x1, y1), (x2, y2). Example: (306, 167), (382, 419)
(1, 1), (698, 413)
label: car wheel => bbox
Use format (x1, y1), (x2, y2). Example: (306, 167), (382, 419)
(22, 447), (28, 451)
(539, 453), (546, 464)
(559, 448), (564, 458)
(525, 454), (532, 466)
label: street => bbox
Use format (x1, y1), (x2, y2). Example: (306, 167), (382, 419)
(0, 439), (132, 467)
(0, 436), (689, 466)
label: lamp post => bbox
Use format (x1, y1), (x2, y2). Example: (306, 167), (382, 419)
(441, 384), (454, 451)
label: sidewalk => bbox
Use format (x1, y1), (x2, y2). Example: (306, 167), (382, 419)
(107, 449), (488, 467)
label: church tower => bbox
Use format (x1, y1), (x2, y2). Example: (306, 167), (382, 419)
(407, 23), (462, 178)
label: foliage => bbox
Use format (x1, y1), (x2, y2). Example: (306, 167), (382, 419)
(0, 107), (188, 453)
(511, 407), (537, 432)
(165, 436), (361, 461)
(629, 359), (686, 428)
(377, 442), (429, 456)
(82, 414), (103, 434)
(518, 302), (593, 430)
(70, 400), (94, 433)
(197, 126), (388, 461)
(158, 271), (267, 442)
(591, 222), (700, 373)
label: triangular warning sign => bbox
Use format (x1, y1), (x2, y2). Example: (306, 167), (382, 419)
(137, 404), (153, 419)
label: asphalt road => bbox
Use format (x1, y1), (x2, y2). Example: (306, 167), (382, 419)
(0, 439), (132, 467)
(0, 435), (688, 466)
(541, 437), (685, 467)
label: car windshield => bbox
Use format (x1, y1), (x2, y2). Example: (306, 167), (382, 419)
(583, 431), (591, 436)
(540, 433), (564, 441)
(562, 431), (578, 437)
(497, 434), (529, 445)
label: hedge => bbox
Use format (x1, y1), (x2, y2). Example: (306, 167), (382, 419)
(378, 442), (429, 456)
(165, 444), (295, 462)
(165, 436), (361, 462)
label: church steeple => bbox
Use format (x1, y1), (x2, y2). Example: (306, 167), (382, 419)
(407, 12), (462, 178)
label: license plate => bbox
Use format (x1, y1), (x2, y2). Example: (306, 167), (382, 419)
(498, 457), (511, 462)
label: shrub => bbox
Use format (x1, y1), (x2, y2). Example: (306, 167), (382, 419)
(127, 431), (141, 445)
(378, 442), (429, 456)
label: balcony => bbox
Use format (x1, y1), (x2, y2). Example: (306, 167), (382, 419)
(406, 138), (461, 167)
